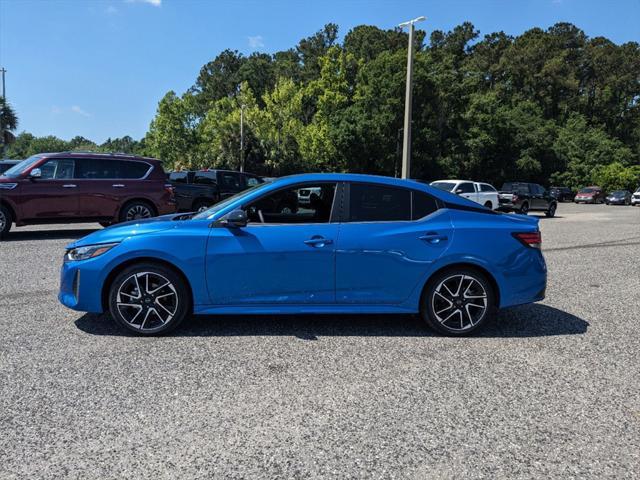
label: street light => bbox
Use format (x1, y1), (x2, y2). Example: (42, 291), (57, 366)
(398, 16), (425, 179)
(239, 104), (246, 172)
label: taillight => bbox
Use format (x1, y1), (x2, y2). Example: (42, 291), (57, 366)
(512, 231), (542, 249)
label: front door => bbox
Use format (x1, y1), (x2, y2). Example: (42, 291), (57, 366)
(336, 183), (452, 304)
(20, 158), (79, 220)
(206, 182), (339, 305)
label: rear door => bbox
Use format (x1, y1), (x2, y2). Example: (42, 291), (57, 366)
(74, 158), (151, 218)
(20, 158), (79, 219)
(335, 183), (452, 304)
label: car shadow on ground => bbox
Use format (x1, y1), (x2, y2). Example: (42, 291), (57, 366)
(75, 303), (588, 340)
(3, 228), (98, 242)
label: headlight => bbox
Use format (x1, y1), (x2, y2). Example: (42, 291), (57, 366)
(66, 242), (119, 261)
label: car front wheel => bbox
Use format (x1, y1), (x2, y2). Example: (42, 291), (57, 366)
(108, 263), (191, 335)
(420, 268), (496, 336)
(519, 202), (529, 215)
(545, 203), (557, 217)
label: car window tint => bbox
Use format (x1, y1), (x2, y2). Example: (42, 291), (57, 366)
(458, 182), (475, 193)
(194, 172), (217, 185)
(220, 172), (242, 190)
(40, 159), (75, 179)
(245, 183), (337, 224)
(75, 159), (149, 179)
(169, 172), (189, 183)
(349, 184), (410, 222)
(412, 191), (438, 220)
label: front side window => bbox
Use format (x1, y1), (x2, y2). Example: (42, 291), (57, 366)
(40, 159), (75, 179)
(456, 182), (475, 194)
(348, 183), (411, 222)
(169, 172), (189, 183)
(245, 183), (337, 224)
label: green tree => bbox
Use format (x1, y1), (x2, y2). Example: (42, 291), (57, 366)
(591, 162), (640, 192)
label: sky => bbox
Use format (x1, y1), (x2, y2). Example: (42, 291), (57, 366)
(0, 0), (638, 144)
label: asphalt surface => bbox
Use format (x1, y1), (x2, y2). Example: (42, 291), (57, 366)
(1, 203), (639, 479)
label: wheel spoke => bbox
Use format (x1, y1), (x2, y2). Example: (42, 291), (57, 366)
(432, 274), (488, 332)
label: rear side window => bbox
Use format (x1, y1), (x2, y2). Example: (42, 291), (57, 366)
(75, 159), (149, 179)
(412, 191), (438, 220)
(194, 172), (217, 185)
(479, 184), (496, 192)
(456, 182), (475, 193)
(348, 183), (411, 222)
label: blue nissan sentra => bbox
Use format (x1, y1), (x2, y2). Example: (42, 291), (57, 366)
(59, 173), (547, 336)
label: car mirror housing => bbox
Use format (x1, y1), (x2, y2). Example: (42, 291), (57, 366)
(29, 168), (42, 179)
(218, 209), (247, 228)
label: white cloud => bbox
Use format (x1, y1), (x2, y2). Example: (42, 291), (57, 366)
(127, 0), (162, 6)
(71, 106), (91, 117)
(248, 35), (264, 49)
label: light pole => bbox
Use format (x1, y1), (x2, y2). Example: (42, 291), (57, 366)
(239, 104), (246, 172)
(0, 67), (5, 99)
(398, 16), (425, 179)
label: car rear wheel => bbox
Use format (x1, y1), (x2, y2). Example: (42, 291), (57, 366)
(545, 203), (557, 217)
(420, 268), (496, 336)
(108, 263), (190, 335)
(519, 202), (529, 215)
(0, 205), (12, 237)
(119, 201), (155, 223)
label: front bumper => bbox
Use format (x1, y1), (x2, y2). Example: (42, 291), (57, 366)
(59, 257), (107, 313)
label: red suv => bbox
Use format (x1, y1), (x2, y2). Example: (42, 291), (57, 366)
(0, 152), (175, 237)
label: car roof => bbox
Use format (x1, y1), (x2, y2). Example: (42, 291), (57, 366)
(40, 152), (161, 163)
(431, 179), (472, 183)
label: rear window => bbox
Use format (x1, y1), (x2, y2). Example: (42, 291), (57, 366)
(75, 159), (150, 179)
(431, 182), (456, 192)
(169, 172), (189, 183)
(502, 183), (530, 194)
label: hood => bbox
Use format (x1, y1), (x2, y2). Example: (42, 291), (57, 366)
(67, 214), (183, 249)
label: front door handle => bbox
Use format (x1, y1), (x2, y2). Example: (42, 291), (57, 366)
(419, 232), (448, 244)
(112, 184), (125, 188)
(304, 236), (333, 248)
(62, 184), (77, 188)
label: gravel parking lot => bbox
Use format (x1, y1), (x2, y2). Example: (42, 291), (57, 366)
(1, 203), (639, 479)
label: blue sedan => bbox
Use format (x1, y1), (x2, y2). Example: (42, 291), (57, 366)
(59, 174), (547, 336)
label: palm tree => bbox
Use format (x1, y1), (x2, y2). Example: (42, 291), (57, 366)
(0, 97), (18, 153)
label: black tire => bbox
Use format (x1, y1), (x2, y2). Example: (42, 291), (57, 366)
(108, 262), (191, 335)
(545, 203), (557, 217)
(420, 267), (496, 336)
(519, 202), (529, 215)
(0, 205), (12, 238)
(193, 200), (211, 213)
(118, 200), (156, 223)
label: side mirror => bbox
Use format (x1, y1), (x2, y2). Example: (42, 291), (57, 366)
(29, 168), (42, 179)
(220, 209), (247, 228)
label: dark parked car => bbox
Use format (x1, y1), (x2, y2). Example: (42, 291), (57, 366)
(549, 186), (575, 202)
(169, 169), (265, 212)
(498, 182), (557, 217)
(0, 160), (21, 174)
(0, 152), (175, 237)
(605, 190), (632, 205)
(574, 186), (606, 204)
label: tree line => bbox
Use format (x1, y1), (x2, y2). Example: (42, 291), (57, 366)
(4, 22), (640, 192)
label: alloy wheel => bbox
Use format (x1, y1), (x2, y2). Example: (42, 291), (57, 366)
(126, 205), (152, 221)
(116, 271), (178, 332)
(431, 274), (488, 332)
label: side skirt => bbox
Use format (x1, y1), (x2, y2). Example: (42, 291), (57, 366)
(193, 304), (419, 316)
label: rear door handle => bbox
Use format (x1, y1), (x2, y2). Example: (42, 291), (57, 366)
(419, 232), (448, 244)
(62, 184), (77, 188)
(304, 236), (333, 247)
(112, 184), (125, 188)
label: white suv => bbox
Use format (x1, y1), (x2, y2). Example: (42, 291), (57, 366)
(632, 187), (640, 206)
(430, 180), (499, 210)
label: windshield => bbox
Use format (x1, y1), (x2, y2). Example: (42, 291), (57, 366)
(579, 188), (595, 193)
(2, 155), (43, 178)
(501, 183), (529, 194)
(430, 182), (456, 192)
(191, 181), (272, 219)
(611, 191), (626, 196)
